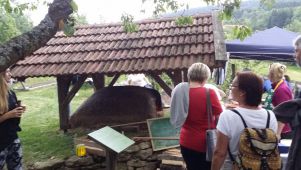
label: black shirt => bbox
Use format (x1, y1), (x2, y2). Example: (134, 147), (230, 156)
(0, 90), (21, 151)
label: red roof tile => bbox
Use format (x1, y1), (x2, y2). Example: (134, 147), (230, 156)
(12, 13), (227, 78)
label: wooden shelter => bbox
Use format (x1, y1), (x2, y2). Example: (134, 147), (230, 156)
(11, 13), (227, 130)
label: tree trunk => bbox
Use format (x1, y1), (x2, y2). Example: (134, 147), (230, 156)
(0, 0), (73, 72)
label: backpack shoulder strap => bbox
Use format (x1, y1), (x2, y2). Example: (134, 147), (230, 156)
(228, 109), (247, 164)
(266, 110), (271, 128)
(231, 109), (248, 128)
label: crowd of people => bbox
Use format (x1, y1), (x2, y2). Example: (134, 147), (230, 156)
(170, 36), (301, 170)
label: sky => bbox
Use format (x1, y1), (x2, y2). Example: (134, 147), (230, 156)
(27, 0), (206, 25)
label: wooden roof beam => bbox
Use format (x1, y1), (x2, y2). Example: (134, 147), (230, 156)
(108, 74), (120, 87)
(150, 73), (172, 97)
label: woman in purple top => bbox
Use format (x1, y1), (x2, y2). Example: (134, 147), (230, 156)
(269, 63), (293, 139)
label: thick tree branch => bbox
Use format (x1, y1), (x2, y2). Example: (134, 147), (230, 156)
(0, 0), (73, 73)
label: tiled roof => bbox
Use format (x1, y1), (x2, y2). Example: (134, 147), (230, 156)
(12, 13), (227, 78)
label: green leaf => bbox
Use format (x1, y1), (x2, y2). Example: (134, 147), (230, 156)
(4, 0), (12, 13)
(13, 7), (19, 14)
(175, 16), (193, 26)
(63, 23), (75, 36)
(231, 25), (252, 41)
(260, 0), (275, 9)
(121, 13), (138, 33)
(70, 0), (78, 12)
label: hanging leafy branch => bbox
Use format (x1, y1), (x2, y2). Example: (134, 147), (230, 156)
(0, 0), (38, 15)
(233, 25), (252, 41)
(151, 0), (181, 16)
(260, 0), (276, 9)
(61, 0), (77, 36)
(121, 13), (138, 33)
(175, 16), (193, 26)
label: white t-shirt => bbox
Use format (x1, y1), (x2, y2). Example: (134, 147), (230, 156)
(204, 84), (222, 100)
(127, 74), (149, 87)
(217, 107), (278, 157)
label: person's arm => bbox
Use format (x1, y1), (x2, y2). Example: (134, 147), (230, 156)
(0, 113), (10, 123)
(277, 121), (285, 139)
(0, 107), (24, 124)
(170, 83), (189, 128)
(218, 89), (226, 98)
(211, 130), (229, 170)
(210, 89), (223, 116)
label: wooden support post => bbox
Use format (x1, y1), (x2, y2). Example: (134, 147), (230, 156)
(92, 74), (105, 90)
(57, 76), (72, 131)
(231, 64), (236, 80)
(150, 73), (172, 97)
(108, 74), (120, 87)
(106, 150), (117, 170)
(183, 69), (188, 82)
(57, 75), (87, 131)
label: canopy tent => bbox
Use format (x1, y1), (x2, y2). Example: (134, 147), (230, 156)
(226, 27), (299, 62)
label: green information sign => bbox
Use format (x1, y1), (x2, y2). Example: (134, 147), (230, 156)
(147, 117), (179, 151)
(88, 126), (135, 153)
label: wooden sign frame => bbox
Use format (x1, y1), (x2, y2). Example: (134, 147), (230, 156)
(147, 117), (179, 151)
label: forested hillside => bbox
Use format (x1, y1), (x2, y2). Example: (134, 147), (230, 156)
(225, 0), (301, 34)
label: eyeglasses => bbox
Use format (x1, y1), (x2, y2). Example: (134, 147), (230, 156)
(230, 84), (238, 88)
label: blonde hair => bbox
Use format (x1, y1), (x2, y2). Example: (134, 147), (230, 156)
(187, 62), (211, 83)
(0, 71), (9, 115)
(269, 63), (286, 83)
(293, 35), (301, 49)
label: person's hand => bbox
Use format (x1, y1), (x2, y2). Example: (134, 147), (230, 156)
(21, 105), (26, 112)
(276, 134), (281, 143)
(6, 107), (25, 119)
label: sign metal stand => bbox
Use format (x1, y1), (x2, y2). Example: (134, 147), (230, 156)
(88, 126), (135, 170)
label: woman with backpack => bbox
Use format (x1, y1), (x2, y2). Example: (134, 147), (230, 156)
(211, 71), (279, 170)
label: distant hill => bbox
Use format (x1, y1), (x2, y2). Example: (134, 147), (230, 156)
(160, 0), (301, 34)
(160, 0), (261, 18)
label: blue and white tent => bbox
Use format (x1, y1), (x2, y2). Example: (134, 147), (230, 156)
(226, 27), (299, 62)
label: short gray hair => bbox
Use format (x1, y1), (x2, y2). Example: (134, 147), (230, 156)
(293, 35), (301, 49)
(187, 63), (211, 83)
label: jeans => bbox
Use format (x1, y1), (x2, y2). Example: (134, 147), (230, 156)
(0, 139), (22, 170)
(180, 145), (211, 170)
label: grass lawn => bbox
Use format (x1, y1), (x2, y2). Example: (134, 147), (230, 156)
(230, 59), (301, 82)
(16, 84), (94, 166)
(287, 65), (301, 82)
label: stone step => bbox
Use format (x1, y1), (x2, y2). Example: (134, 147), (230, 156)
(157, 148), (183, 161)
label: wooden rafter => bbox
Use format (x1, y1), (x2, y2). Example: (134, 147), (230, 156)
(63, 75), (87, 107)
(108, 74), (120, 87)
(150, 73), (172, 97)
